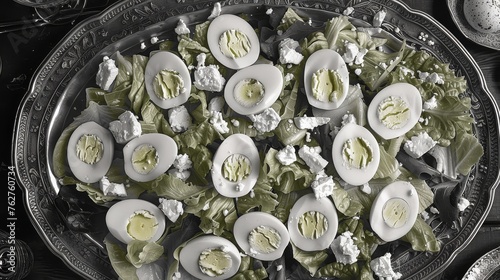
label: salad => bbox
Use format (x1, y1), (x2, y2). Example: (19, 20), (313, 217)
(51, 3), (484, 280)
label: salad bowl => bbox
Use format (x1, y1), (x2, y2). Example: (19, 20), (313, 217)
(13, 0), (500, 279)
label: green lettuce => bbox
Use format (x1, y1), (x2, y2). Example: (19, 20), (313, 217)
(402, 217), (441, 252)
(263, 148), (314, 193)
(146, 174), (206, 200)
(452, 131), (484, 175)
(291, 242), (328, 276)
(126, 240), (164, 268)
(105, 237), (139, 280)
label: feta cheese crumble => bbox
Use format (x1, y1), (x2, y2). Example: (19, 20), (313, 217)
(108, 111), (142, 144)
(458, 197), (471, 211)
(208, 2), (221, 20)
(293, 116), (331, 130)
(100, 177), (127, 197)
(403, 132), (437, 158)
(310, 172), (335, 199)
(96, 56), (119, 91)
(298, 146), (329, 173)
(194, 53), (226, 92)
(370, 253), (402, 280)
(278, 38), (304, 65)
(159, 198), (184, 223)
(168, 105), (192, 133)
(249, 108), (281, 133)
(330, 231), (360, 265)
(276, 145), (297, 166)
(174, 19), (190, 35)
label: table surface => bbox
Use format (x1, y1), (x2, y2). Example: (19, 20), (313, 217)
(1, 0), (500, 279)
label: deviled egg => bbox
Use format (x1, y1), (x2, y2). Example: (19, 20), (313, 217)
(211, 134), (260, 198)
(207, 14), (260, 69)
(123, 133), (178, 182)
(369, 181), (419, 242)
(332, 123), (380, 186)
(67, 121), (114, 183)
(233, 212), (290, 261)
(179, 235), (241, 280)
(105, 199), (166, 244)
(304, 49), (350, 110)
(145, 51), (191, 109)
(224, 64), (283, 115)
(287, 193), (338, 251)
(367, 83), (422, 140)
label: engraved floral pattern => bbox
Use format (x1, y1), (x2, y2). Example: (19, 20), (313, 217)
(13, 0), (499, 279)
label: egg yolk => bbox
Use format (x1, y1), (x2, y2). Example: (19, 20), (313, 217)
(377, 96), (410, 129)
(298, 211), (329, 240)
(342, 137), (373, 169)
(126, 210), (158, 241)
(248, 225), (282, 254)
(219, 29), (251, 59)
(198, 247), (232, 277)
(222, 154), (251, 182)
(131, 144), (159, 175)
(76, 134), (104, 164)
(233, 78), (265, 107)
(382, 198), (410, 228)
(311, 68), (344, 102)
(153, 69), (185, 100)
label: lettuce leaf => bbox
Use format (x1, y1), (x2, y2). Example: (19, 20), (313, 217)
(291, 243), (328, 276)
(263, 148), (314, 193)
(126, 240), (164, 268)
(236, 167), (279, 214)
(452, 131), (484, 175)
(128, 54), (150, 115)
(146, 174), (206, 200)
(105, 237), (139, 280)
(402, 217), (441, 252)
(174, 121), (222, 149)
(331, 183), (364, 217)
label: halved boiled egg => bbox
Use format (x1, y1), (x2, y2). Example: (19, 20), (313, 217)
(332, 123), (380, 186)
(224, 64), (283, 115)
(207, 14), (260, 69)
(67, 121), (114, 183)
(304, 49), (349, 110)
(369, 181), (419, 242)
(367, 82), (422, 140)
(211, 134), (260, 198)
(145, 51), (191, 109)
(179, 235), (241, 280)
(105, 199), (166, 244)
(233, 212), (290, 261)
(287, 193), (338, 251)
(123, 133), (178, 182)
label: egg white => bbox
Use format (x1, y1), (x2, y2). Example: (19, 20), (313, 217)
(367, 82), (422, 140)
(144, 51), (191, 109)
(287, 193), (338, 251)
(67, 121), (114, 183)
(179, 235), (241, 280)
(304, 49), (350, 110)
(369, 181), (419, 242)
(211, 134), (260, 198)
(207, 14), (260, 69)
(224, 64), (283, 115)
(331, 123), (380, 186)
(123, 133), (178, 182)
(233, 212), (290, 261)
(105, 199), (166, 244)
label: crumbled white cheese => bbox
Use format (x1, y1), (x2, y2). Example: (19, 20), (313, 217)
(370, 253), (402, 280)
(172, 272), (182, 280)
(418, 71), (444, 84)
(298, 146), (329, 174)
(373, 9), (387, 27)
(249, 108), (281, 133)
(284, 73), (295, 82)
(96, 56), (119, 91)
(458, 197), (470, 211)
(360, 183), (371, 194)
(208, 96), (226, 113)
(399, 66), (415, 77)
(140, 42), (146, 50)
(343, 42), (359, 64)
(209, 111), (230, 134)
(403, 132), (437, 158)
(174, 154), (192, 172)
(194, 53), (226, 92)
(278, 38), (304, 65)
(423, 96), (438, 110)
(266, 8), (273, 15)
(108, 111), (142, 144)
(311, 172), (335, 199)
(276, 145), (297, 166)
(330, 231), (360, 265)
(150, 36), (159, 44)
(231, 119), (240, 127)
(430, 206), (440, 214)
(293, 116), (331, 130)
(343, 7), (354, 16)
(208, 2), (221, 20)
(100, 177), (127, 197)
(168, 105), (192, 133)
(341, 113), (357, 127)
(421, 210), (430, 221)
(276, 264), (283, 271)
(159, 198), (184, 223)
(174, 19), (190, 35)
